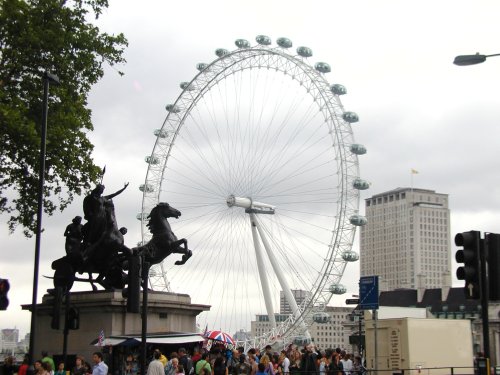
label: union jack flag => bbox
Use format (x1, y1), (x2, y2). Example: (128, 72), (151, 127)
(98, 329), (105, 347)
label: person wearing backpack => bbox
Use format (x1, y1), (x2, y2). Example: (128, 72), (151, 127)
(179, 348), (194, 375)
(196, 353), (212, 375)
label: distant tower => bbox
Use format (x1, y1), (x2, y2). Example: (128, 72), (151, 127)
(360, 188), (451, 290)
(280, 290), (311, 314)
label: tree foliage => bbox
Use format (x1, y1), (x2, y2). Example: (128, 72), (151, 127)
(0, 0), (127, 236)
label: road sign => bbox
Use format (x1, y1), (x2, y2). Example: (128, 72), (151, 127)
(345, 298), (360, 305)
(359, 275), (379, 310)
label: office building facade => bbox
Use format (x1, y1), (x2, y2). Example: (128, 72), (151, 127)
(360, 187), (451, 290)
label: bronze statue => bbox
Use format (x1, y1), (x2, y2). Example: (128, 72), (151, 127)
(64, 216), (83, 254)
(51, 179), (192, 292)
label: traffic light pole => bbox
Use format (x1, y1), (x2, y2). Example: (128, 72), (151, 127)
(140, 260), (150, 375)
(62, 291), (71, 365)
(480, 237), (490, 360)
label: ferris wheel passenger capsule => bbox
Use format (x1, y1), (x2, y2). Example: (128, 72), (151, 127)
(329, 284), (347, 295)
(350, 144), (367, 155)
(353, 178), (370, 190)
(165, 104), (181, 113)
(196, 63), (209, 71)
(136, 212), (148, 221)
(342, 250), (360, 262)
(215, 48), (229, 57)
(139, 184), (155, 193)
(342, 111), (359, 123)
(297, 46), (313, 58)
(331, 84), (347, 95)
(145, 155), (159, 165)
(154, 129), (169, 138)
(256, 35), (272, 45)
(180, 82), (195, 91)
(315, 62), (331, 73)
(349, 215), (367, 226)
(235, 39), (250, 48)
(277, 37), (292, 48)
(293, 336), (311, 346)
(313, 312), (331, 323)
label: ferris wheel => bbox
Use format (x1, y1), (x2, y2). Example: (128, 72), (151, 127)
(138, 35), (369, 349)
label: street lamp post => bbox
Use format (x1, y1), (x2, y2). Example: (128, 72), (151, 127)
(28, 71), (60, 368)
(453, 52), (500, 66)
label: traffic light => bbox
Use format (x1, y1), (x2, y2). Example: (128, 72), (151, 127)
(455, 231), (481, 299)
(67, 306), (80, 330)
(0, 279), (10, 310)
(486, 233), (500, 301)
(122, 253), (142, 313)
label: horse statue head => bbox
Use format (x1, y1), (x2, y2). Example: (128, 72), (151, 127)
(146, 202), (181, 236)
(138, 202), (192, 266)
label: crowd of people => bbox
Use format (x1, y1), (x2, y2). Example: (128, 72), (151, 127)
(1, 344), (363, 375)
(0, 351), (108, 375)
(141, 344), (364, 375)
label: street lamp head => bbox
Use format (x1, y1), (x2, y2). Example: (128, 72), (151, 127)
(453, 53), (487, 66)
(44, 71), (60, 85)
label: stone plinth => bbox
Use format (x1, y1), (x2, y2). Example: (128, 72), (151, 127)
(24, 290), (209, 362)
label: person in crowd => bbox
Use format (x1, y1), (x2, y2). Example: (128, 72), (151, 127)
(351, 356), (363, 375)
(226, 350), (239, 375)
(300, 344), (318, 375)
(54, 362), (65, 375)
(195, 353), (211, 375)
(212, 357), (227, 375)
(339, 353), (352, 375)
(147, 350), (165, 375)
(18, 355), (30, 375)
(233, 354), (250, 375)
(166, 352), (179, 375)
(41, 351), (55, 375)
(256, 363), (267, 375)
(192, 348), (202, 366)
(248, 355), (258, 375)
(327, 349), (342, 375)
(122, 355), (138, 375)
(178, 348), (193, 375)
(176, 365), (185, 375)
(2, 356), (16, 375)
(259, 355), (274, 375)
(73, 355), (89, 375)
(167, 358), (180, 375)
(90, 352), (108, 375)
(318, 352), (328, 375)
(279, 351), (289, 375)
(34, 360), (50, 375)
(288, 350), (301, 375)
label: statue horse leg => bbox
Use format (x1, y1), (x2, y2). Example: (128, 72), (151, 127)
(171, 238), (192, 265)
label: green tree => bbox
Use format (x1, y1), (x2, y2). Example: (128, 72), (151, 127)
(0, 0), (127, 236)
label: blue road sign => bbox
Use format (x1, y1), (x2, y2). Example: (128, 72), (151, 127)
(359, 275), (379, 310)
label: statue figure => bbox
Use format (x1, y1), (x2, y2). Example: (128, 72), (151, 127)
(64, 216), (83, 254)
(82, 182), (129, 247)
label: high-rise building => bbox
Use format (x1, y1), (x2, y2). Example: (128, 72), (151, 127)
(280, 290), (311, 314)
(0, 328), (19, 352)
(360, 187), (451, 290)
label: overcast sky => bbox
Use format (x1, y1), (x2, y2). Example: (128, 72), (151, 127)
(2, 0), (500, 338)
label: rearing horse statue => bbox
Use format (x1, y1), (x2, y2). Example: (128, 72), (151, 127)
(133, 202), (192, 266)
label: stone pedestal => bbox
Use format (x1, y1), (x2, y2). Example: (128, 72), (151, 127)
(24, 290), (209, 363)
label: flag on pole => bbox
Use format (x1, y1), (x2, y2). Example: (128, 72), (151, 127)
(411, 168), (419, 174)
(98, 329), (105, 347)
